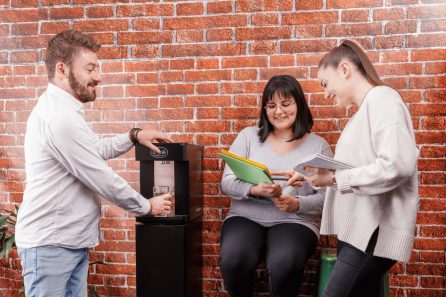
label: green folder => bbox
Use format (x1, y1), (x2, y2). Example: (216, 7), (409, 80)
(220, 149), (273, 185)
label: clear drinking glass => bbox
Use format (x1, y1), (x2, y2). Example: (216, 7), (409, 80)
(152, 186), (175, 217)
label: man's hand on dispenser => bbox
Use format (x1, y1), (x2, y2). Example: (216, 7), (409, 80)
(137, 130), (172, 154)
(148, 193), (173, 215)
(250, 182), (282, 198)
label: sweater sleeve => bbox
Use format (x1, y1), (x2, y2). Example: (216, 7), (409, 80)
(336, 93), (418, 196)
(220, 129), (253, 200)
(297, 190), (325, 214)
(297, 140), (333, 213)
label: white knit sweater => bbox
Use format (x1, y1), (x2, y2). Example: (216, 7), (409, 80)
(321, 86), (419, 262)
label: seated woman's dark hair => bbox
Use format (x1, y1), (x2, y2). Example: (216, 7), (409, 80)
(258, 75), (313, 142)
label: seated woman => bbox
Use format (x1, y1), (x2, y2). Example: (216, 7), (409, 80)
(220, 75), (332, 297)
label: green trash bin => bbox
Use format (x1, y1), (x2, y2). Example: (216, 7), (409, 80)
(317, 249), (337, 297)
(317, 248), (390, 297)
(380, 272), (390, 297)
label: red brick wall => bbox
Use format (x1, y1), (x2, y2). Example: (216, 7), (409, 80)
(1, 0), (445, 296)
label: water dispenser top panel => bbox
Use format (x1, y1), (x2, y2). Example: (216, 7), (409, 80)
(135, 143), (203, 162)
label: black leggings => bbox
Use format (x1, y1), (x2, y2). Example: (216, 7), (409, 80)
(323, 229), (397, 297)
(220, 216), (318, 297)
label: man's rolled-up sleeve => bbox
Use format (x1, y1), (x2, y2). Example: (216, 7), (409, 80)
(45, 118), (149, 215)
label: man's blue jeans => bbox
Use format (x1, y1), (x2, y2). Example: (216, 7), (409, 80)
(18, 246), (89, 297)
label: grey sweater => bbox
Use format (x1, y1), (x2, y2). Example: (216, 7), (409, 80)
(221, 126), (332, 237)
(323, 86), (419, 262)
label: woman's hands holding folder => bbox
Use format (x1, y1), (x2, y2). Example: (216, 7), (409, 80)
(250, 182), (282, 198)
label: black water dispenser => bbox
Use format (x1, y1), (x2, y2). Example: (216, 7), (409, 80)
(135, 143), (203, 297)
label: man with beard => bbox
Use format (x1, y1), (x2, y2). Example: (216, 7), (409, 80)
(15, 30), (172, 297)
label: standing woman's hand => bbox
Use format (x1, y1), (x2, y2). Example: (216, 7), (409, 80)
(250, 182), (282, 198)
(270, 171), (305, 188)
(303, 167), (335, 187)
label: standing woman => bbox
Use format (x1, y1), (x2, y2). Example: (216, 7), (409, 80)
(220, 75), (332, 297)
(290, 40), (419, 297)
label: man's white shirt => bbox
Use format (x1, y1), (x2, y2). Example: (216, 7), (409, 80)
(16, 83), (149, 249)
